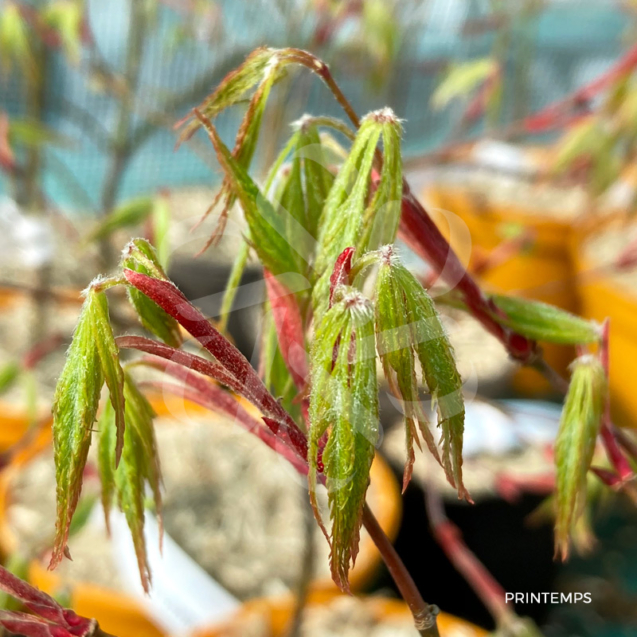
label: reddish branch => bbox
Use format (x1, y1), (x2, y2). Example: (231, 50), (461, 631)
(424, 482), (515, 629)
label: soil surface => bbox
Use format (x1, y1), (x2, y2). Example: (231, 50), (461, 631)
(6, 410), (388, 599)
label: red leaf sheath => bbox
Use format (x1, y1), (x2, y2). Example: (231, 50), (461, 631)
(264, 270), (309, 390)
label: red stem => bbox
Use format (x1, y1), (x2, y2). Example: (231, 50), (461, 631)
(362, 506), (440, 637)
(424, 484), (514, 628)
(599, 319), (634, 481)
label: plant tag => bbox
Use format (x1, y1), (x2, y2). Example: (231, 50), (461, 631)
(108, 509), (240, 634)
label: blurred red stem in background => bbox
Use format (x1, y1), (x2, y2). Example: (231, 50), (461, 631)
(424, 481), (515, 629)
(599, 319), (634, 481)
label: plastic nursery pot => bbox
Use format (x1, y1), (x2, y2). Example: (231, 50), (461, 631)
(424, 169), (582, 395)
(0, 285), (84, 309)
(194, 590), (487, 637)
(571, 213), (637, 426)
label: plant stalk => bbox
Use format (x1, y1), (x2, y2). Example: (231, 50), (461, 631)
(361, 505), (440, 637)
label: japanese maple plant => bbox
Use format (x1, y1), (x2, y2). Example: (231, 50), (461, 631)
(3, 47), (636, 637)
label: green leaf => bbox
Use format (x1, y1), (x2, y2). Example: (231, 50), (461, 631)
(375, 256), (440, 491)
(177, 47), (281, 142)
(391, 257), (467, 499)
(90, 289), (126, 464)
(431, 57), (496, 109)
(88, 197), (154, 242)
(199, 120), (301, 277)
(309, 289), (379, 591)
(99, 375), (162, 592)
(97, 400), (116, 534)
(489, 294), (601, 345)
(0, 361), (20, 396)
(554, 355), (607, 560)
(359, 110), (403, 252)
(9, 119), (73, 148)
(121, 239), (183, 348)
(297, 120), (334, 240)
(312, 116), (382, 321)
(0, 3), (33, 75)
(42, 0), (83, 64)
(51, 291), (104, 569)
(68, 494), (98, 538)
(152, 194), (171, 269)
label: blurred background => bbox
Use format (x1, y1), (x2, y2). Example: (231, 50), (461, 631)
(2, 1), (637, 637)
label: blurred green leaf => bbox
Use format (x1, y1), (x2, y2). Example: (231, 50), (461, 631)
(0, 3), (33, 75)
(9, 119), (73, 148)
(554, 355), (607, 560)
(151, 194), (171, 269)
(42, 0), (83, 64)
(490, 294), (600, 345)
(431, 57), (496, 110)
(0, 361), (19, 396)
(88, 197), (154, 242)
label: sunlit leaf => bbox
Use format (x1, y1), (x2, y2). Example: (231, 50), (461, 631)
(99, 375), (162, 592)
(490, 294), (600, 345)
(390, 253), (467, 499)
(50, 291), (104, 569)
(554, 355), (607, 560)
(309, 288), (379, 591)
(197, 118), (301, 277)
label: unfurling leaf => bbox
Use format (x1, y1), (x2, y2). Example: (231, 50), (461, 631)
(99, 375), (162, 592)
(375, 247), (467, 498)
(309, 289), (379, 591)
(313, 109), (402, 322)
(490, 294), (600, 345)
(51, 287), (126, 568)
(554, 355), (607, 560)
(88, 197), (154, 242)
(121, 238), (183, 348)
(176, 47), (280, 142)
(90, 289), (126, 464)
(51, 291), (103, 569)
(375, 253), (440, 491)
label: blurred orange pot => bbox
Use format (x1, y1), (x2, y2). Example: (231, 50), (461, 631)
(571, 214), (637, 426)
(194, 590), (487, 637)
(424, 170), (581, 394)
